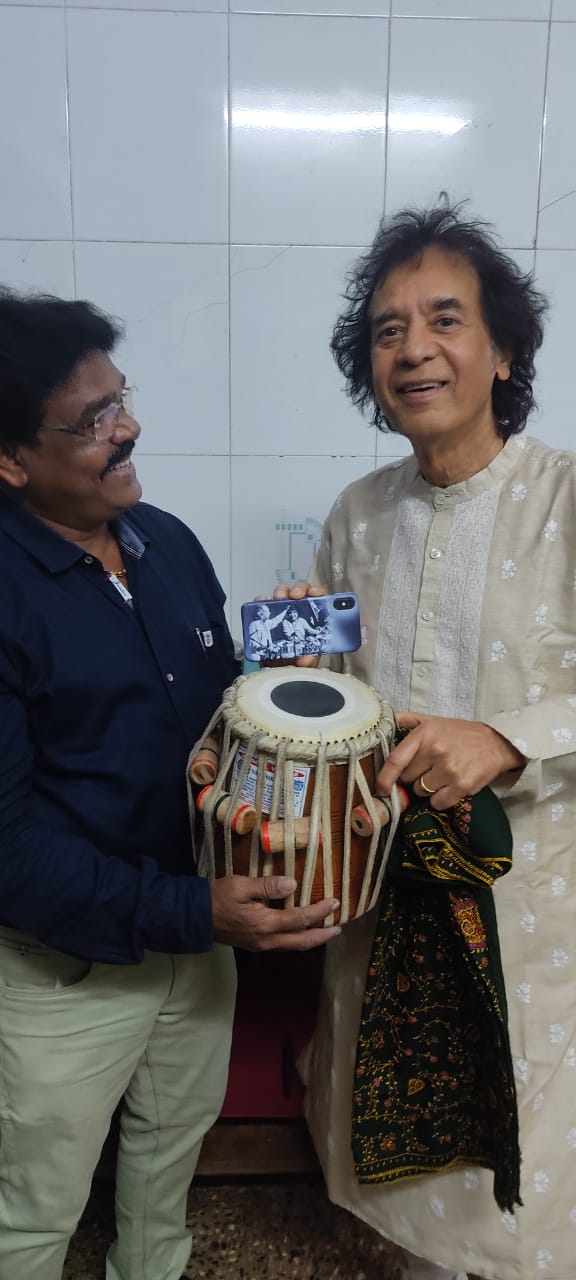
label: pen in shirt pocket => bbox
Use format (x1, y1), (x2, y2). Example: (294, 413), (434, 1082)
(195, 627), (214, 654)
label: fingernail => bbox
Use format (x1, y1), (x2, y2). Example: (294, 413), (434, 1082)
(331, 899), (340, 911)
(329, 926), (342, 936)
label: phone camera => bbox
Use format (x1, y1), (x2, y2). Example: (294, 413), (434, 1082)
(333, 596), (354, 611)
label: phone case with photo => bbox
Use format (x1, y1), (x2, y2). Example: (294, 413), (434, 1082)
(241, 593), (361, 664)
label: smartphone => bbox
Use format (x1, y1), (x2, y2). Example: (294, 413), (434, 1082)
(241, 593), (361, 664)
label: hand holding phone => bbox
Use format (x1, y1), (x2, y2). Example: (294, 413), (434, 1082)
(241, 593), (361, 664)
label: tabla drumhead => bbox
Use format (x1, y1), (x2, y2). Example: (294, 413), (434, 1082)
(235, 667), (382, 744)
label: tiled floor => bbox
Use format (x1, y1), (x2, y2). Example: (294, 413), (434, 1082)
(63, 1178), (402, 1279)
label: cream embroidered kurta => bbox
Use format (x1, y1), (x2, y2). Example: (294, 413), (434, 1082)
(303, 435), (576, 1280)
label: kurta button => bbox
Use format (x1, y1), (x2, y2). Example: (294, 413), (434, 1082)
(433, 493), (447, 509)
(421, 610), (434, 622)
(166, 673), (174, 682)
(430, 547), (442, 559)
(83, 555), (93, 565)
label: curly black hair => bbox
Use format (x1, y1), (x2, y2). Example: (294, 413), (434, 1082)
(0, 289), (123, 453)
(331, 201), (548, 439)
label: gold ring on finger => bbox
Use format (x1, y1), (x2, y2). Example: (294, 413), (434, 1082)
(419, 775), (436, 795)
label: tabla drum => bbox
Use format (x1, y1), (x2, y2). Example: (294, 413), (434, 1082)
(188, 667), (399, 924)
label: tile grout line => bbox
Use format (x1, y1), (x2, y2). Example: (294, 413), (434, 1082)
(63, 4), (78, 296)
(533, 0), (554, 261)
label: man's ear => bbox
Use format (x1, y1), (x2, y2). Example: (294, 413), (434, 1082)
(0, 447), (29, 491)
(494, 347), (512, 383)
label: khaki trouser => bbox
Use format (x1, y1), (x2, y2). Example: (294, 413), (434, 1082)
(0, 926), (237, 1280)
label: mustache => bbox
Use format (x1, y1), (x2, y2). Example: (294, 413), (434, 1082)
(100, 441), (135, 479)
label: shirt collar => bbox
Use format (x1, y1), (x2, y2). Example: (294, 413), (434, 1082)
(0, 497), (149, 574)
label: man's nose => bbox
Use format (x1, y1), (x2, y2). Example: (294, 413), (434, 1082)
(397, 321), (437, 366)
(111, 413), (141, 443)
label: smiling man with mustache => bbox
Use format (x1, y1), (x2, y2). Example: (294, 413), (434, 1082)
(0, 290), (339, 1280)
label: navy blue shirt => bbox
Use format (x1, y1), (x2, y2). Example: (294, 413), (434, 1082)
(0, 496), (240, 963)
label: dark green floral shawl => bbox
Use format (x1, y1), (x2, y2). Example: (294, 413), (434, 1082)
(351, 786), (521, 1213)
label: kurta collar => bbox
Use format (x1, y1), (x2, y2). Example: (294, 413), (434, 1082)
(405, 434), (527, 508)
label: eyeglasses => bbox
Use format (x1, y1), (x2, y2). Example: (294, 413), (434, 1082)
(49, 386), (137, 445)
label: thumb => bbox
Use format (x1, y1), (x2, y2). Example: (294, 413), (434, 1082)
(257, 875), (298, 901)
(396, 710), (425, 730)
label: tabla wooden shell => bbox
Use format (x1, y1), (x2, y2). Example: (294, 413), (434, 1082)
(188, 667), (399, 925)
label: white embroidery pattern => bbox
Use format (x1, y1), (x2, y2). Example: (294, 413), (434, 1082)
(520, 840), (537, 862)
(501, 1210), (517, 1235)
(567, 1129), (576, 1150)
(552, 875), (567, 895)
(464, 1169), (480, 1192)
(537, 1249), (553, 1271)
(352, 521), (367, 542)
(500, 558), (516, 579)
(564, 1049), (576, 1069)
(550, 1023), (566, 1045)
(556, 455), (571, 469)
(570, 1206), (576, 1225)
(520, 912), (536, 934)
(360, 625), (368, 647)
(544, 781), (562, 797)
(490, 640), (507, 662)
(511, 482), (527, 501)
(527, 683), (544, 703)
(516, 982), (532, 1004)
(430, 1196), (445, 1219)
(332, 562), (344, 585)
(553, 948), (569, 968)
(551, 804), (565, 823)
(561, 650), (576, 668)
(552, 727), (573, 744)
(513, 1057), (529, 1085)
(428, 487), (502, 719)
(533, 1092), (545, 1111)
(543, 518), (559, 541)
(513, 737), (528, 754)
(567, 695), (576, 708)
(534, 604), (548, 626)
(534, 1170), (550, 1193)
(369, 554), (381, 574)
(374, 492), (432, 710)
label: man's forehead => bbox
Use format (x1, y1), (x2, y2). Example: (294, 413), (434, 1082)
(56, 351), (123, 404)
(371, 248), (480, 314)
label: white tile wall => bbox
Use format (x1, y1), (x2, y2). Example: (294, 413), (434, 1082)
(385, 19), (548, 246)
(393, 0), (550, 15)
(552, 0), (576, 18)
(230, 245), (373, 455)
(533, 250), (576, 452)
(537, 22), (576, 248)
(134, 455), (231, 602)
(0, 0), (574, 639)
(231, 2), (390, 15)
(75, 243), (230, 454)
(230, 14), (389, 245)
(230, 455), (374, 624)
(0, 242), (75, 296)
(0, 8), (71, 240)
(67, 10), (228, 243)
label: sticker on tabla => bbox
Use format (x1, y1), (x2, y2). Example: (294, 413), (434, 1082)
(231, 746), (309, 818)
